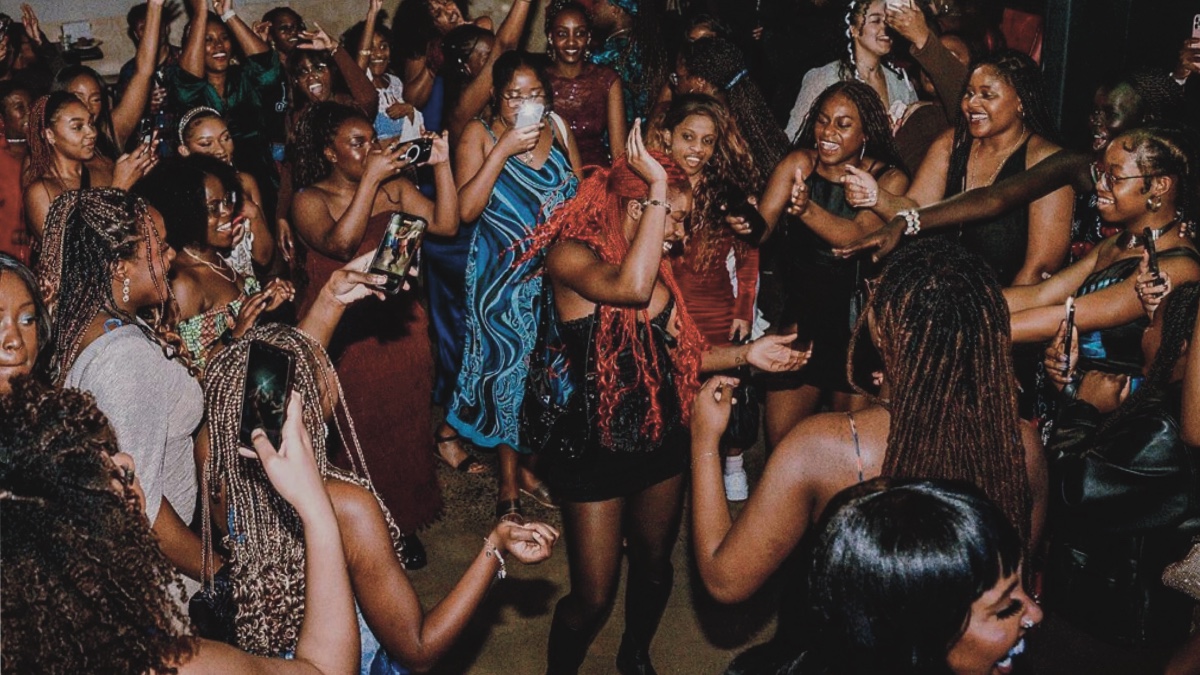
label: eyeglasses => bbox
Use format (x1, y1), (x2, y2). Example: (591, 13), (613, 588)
(501, 92), (545, 106)
(1089, 162), (1161, 190)
(668, 73), (679, 88)
(206, 194), (238, 217)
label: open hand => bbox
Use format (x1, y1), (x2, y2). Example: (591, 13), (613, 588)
(20, 4), (41, 45)
(746, 333), (810, 372)
(786, 165), (810, 216)
(322, 251), (388, 305)
(297, 23), (336, 51)
(625, 119), (668, 186)
(884, 0), (931, 50)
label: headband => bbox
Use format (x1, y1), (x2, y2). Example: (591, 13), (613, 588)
(177, 106), (222, 146)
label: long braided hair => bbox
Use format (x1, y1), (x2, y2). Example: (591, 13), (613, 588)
(517, 153), (703, 445)
(947, 50), (1057, 194)
(656, 93), (762, 273)
(52, 66), (120, 159)
(681, 37), (788, 173)
(848, 238), (1032, 546)
(794, 80), (909, 175)
(837, 0), (907, 87)
(37, 188), (186, 384)
(23, 92), (79, 189)
(1098, 282), (1200, 435)
(202, 324), (403, 656)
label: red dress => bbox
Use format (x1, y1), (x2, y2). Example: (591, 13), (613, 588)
(301, 211), (441, 531)
(549, 63), (620, 167)
(672, 230), (759, 348)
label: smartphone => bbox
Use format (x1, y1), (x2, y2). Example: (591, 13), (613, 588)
(239, 340), (295, 448)
(1192, 13), (1200, 39)
(1062, 297), (1076, 372)
(1144, 227), (1160, 277)
(515, 100), (545, 128)
(720, 185), (768, 243)
(394, 137), (432, 165)
(369, 212), (428, 294)
(137, 117), (154, 147)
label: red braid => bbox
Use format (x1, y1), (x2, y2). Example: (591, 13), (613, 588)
(23, 94), (58, 189)
(518, 153), (704, 445)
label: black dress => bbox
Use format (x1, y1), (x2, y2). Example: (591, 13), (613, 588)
(543, 297), (690, 503)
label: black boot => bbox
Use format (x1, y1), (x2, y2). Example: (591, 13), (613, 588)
(616, 567), (674, 675)
(546, 606), (594, 675)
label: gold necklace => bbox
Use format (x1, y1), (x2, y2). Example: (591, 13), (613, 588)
(184, 247), (236, 283)
(966, 129), (1030, 190)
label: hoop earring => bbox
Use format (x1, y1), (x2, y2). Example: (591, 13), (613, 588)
(1147, 194), (1163, 213)
(859, 144), (866, 161)
(121, 277), (131, 304)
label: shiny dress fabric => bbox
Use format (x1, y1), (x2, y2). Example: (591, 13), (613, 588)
(544, 297), (689, 503)
(672, 233), (758, 348)
(548, 63), (620, 167)
(301, 211), (441, 532)
(446, 121), (578, 450)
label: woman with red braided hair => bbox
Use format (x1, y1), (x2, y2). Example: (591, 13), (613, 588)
(526, 122), (807, 674)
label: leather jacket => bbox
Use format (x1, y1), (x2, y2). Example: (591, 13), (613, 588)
(1044, 384), (1200, 647)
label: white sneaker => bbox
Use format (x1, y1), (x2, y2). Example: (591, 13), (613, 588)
(724, 467), (749, 502)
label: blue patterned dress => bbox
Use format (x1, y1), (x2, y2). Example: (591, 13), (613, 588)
(447, 119), (578, 451)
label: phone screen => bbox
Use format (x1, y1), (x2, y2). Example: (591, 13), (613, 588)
(369, 213), (428, 294)
(239, 341), (295, 448)
(1062, 298), (1076, 370)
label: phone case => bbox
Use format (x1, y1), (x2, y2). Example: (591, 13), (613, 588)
(239, 341), (295, 448)
(369, 213), (429, 294)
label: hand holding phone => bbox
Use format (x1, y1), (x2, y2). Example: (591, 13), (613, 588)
(1143, 227), (1160, 277)
(515, 100), (545, 128)
(1061, 297), (1076, 374)
(239, 340), (296, 449)
(368, 212), (428, 294)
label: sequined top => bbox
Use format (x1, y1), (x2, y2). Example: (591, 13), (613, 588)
(177, 275), (262, 371)
(549, 64), (620, 166)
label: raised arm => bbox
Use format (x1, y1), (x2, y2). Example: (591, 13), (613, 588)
(181, 0), (209, 78)
(607, 75), (627, 160)
(401, 54), (436, 109)
(298, 24), (378, 115)
(494, 0), (534, 52)
(356, 0), (383, 72)
(212, 0), (269, 56)
(887, 1), (967, 124)
(111, 0), (165, 147)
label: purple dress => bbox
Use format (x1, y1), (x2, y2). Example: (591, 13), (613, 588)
(549, 63), (620, 167)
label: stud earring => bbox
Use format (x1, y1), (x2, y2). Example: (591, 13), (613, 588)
(1147, 194), (1163, 212)
(121, 277), (131, 303)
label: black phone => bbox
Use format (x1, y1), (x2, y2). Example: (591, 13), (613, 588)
(369, 212), (428, 294)
(1062, 298), (1076, 372)
(719, 185), (767, 243)
(239, 340), (295, 449)
(138, 117), (154, 147)
(392, 137), (433, 165)
(1144, 227), (1160, 277)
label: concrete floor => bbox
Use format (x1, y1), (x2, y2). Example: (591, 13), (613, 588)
(408, 441), (778, 675)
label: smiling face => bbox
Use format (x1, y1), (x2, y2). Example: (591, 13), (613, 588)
(814, 92), (867, 165)
(1, 87), (31, 140)
(1090, 82), (1142, 152)
(664, 113), (717, 178)
(203, 174), (238, 250)
(0, 270), (39, 395)
(945, 569), (1042, 675)
(65, 74), (104, 121)
(550, 8), (590, 65)
(46, 100), (98, 162)
(429, 0), (465, 34)
(268, 10), (304, 54)
(1094, 140), (1160, 225)
(367, 34), (391, 78)
(204, 22), (233, 73)
(292, 54), (333, 103)
(623, 185), (693, 253)
(962, 65), (1023, 139)
(182, 116), (235, 164)
(325, 117), (376, 181)
(852, 1), (892, 59)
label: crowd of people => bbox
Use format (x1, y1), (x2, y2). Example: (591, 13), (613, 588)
(2, 0), (1200, 673)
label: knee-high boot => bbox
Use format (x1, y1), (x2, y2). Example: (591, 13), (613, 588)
(546, 600), (597, 675)
(616, 566), (674, 675)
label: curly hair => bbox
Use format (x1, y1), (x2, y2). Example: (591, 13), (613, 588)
(1099, 282), (1200, 436)
(132, 154), (242, 253)
(202, 324), (403, 656)
(1117, 126), (1200, 232)
(0, 253), (50, 376)
(289, 101), (369, 190)
(947, 50), (1058, 194)
(655, 93), (762, 273)
(23, 92), (79, 189)
(681, 37), (788, 174)
(795, 80), (909, 175)
(848, 238), (1032, 548)
(0, 378), (193, 675)
(516, 153), (704, 445)
(37, 188), (187, 383)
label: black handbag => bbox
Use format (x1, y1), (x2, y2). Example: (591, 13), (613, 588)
(520, 279), (593, 455)
(721, 335), (762, 448)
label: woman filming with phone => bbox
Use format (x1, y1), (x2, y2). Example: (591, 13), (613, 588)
(290, 100), (456, 567)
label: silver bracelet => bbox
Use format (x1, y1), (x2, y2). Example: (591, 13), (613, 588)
(220, 8), (237, 22)
(898, 208), (921, 236)
(484, 538), (506, 580)
(641, 198), (670, 211)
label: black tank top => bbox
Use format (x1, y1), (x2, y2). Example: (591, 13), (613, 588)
(945, 137), (1032, 286)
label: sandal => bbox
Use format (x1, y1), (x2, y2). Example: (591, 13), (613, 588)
(434, 432), (488, 474)
(496, 498), (525, 525)
(520, 482), (558, 510)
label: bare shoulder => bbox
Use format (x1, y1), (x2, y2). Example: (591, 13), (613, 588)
(326, 477), (386, 529)
(1026, 134), (1063, 165)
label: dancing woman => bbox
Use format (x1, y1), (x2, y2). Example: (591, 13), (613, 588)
(525, 123), (806, 674)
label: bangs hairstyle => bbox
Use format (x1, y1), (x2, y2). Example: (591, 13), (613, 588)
(132, 155), (242, 252)
(516, 153), (704, 445)
(491, 50), (555, 116)
(807, 478), (1023, 675)
(657, 93), (762, 272)
(794, 80), (909, 175)
(202, 324), (403, 656)
(848, 238), (1031, 548)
